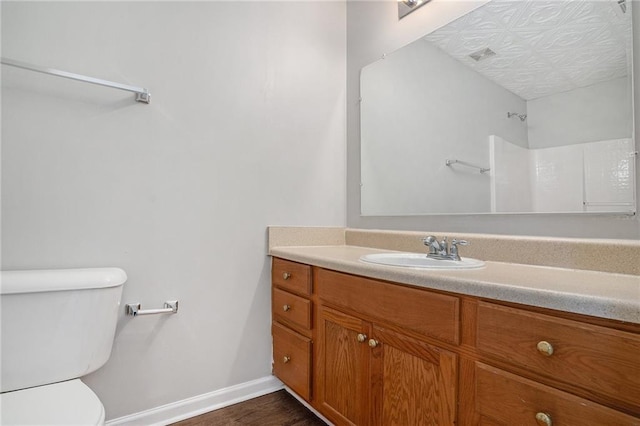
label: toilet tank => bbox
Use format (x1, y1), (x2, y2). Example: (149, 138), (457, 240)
(1, 268), (126, 393)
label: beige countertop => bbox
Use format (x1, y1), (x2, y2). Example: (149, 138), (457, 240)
(269, 241), (640, 325)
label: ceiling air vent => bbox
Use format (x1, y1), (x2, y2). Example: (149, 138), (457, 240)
(469, 47), (496, 62)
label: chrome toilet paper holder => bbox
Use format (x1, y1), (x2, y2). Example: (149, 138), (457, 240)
(126, 300), (178, 317)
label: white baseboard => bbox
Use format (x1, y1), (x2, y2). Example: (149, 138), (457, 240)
(106, 376), (284, 426)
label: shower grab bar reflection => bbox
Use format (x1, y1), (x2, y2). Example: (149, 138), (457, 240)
(445, 159), (490, 174)
(1, 57), (151, 104)
(126, 301), (178, 317)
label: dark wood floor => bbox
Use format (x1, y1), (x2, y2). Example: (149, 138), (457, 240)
(171, 390), (327, 426)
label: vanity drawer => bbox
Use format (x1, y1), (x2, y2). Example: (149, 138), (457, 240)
(272, 258), (311, 296)
(475, 362), (640, 426)
(273, 287), (312, 331)
(476, 302), (640, 408)
(272, 322), (312, 401)
(316, 268), (460, 345)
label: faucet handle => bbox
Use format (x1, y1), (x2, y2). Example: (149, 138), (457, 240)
(440, 236), (449, 254)
(450, 239), (469, 260)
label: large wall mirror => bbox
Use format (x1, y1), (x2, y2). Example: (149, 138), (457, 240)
(360, 0), (636, 216)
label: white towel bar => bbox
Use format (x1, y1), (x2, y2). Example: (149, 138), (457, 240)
(1, 57), (151, 104)
(445, 159), (490, 174)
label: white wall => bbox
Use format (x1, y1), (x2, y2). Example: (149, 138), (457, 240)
(360, 38), (526, 215)
(528, 77), (633, 149)
(1, 1), (346, 420)
(347, 0), (640, 239)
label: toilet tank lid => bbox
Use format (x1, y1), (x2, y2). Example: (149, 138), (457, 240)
(0, 268), (127, 294)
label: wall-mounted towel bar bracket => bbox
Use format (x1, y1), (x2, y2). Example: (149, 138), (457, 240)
(126, 300), (178, 317)
(1, 57), (151, 104)
(446, 159), (490, 174)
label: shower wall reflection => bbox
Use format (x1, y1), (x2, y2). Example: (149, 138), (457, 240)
(490, 136), (634, 213)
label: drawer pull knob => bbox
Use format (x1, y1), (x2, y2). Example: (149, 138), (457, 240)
(368, 339), (379, 348)
(357, 333), (367, 343)
(535, 412), (552, 426)
(283, 304), (291, 312)
(282, 272), (291, 280)
(283, 356), (291, 364)
(537, 341), (554, 356)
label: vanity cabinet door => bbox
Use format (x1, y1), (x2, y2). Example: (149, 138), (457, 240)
(316, 306), (458, 426)
(316, 305), (371, 426)
(369, 326), (457, 426)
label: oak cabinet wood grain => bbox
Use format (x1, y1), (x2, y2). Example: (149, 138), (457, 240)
(313, 269), (459, 425)
(474, 362), (640, 426)
(370, 326), (457, 426)
(315, 305), (371, 426)
(316, 268), (460, 345)
(270, 257), (640, 425)
(476, 301), (640, 410)
(272, 257), (311, 297)
(271, 258), (314, 398)
(314, 305), (457, 426)
(272, 322), (312, 401)
(273, 287), (312, 332)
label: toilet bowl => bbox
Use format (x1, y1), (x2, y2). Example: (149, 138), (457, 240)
(0, 268), (126, 425)
(1, 379), (105, 425)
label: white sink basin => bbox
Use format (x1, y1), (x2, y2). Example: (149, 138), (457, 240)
(360, 253), (485, 270)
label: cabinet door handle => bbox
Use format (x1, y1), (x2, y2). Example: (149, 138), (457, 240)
(536, 341), (554, 356)
(282, 272), (291, 280)
(535, 412), (552, 426)
(283, 304), (291, 312)
(283, 356), (291, 364)
(357, 333), (367, 343)
(368, 339), (379, 348)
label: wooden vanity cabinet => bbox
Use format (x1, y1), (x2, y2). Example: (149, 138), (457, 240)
(464, 301), (640, 425)
(271, 258), (313, 400)
(272, 322), (312, 400)
(475, 302), (640, 411)
(314, 268), (459, 426)
(315, 303), (458, 426)
(368, 325), (457, 426)
(315, 305), (371, 425)
(470, 362), (639, 426)
(270, 257), (640, 425)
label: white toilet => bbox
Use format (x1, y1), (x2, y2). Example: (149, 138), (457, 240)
(0, 268), (127, 425)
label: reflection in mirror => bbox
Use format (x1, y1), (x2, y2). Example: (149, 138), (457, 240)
(398, 0), (432, 20)
(361, 0), (636, 216)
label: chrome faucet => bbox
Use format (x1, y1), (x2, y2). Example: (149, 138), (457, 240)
(422, 236), (468, 261)
(423, 235), (448, 256)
